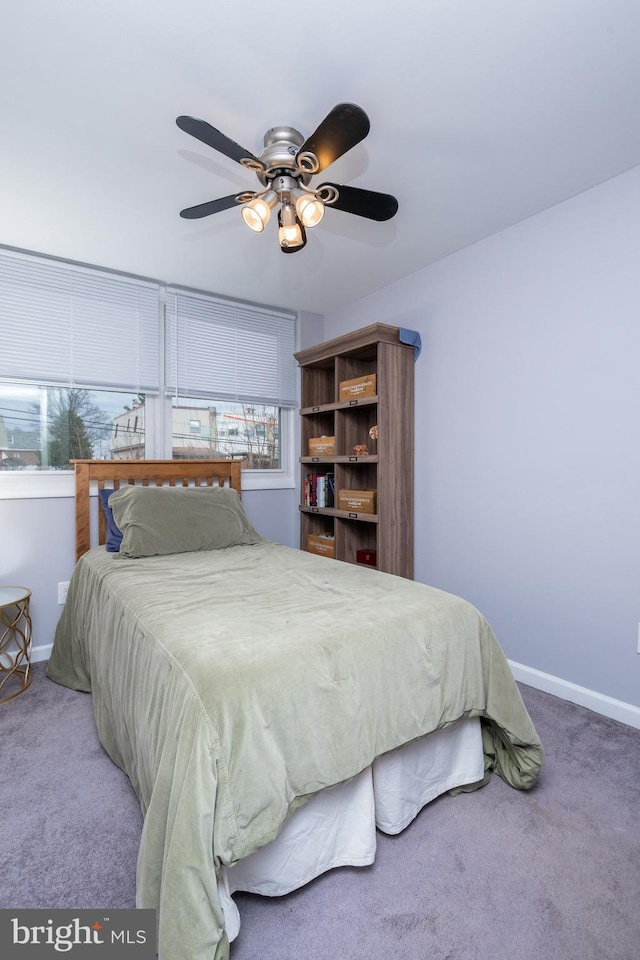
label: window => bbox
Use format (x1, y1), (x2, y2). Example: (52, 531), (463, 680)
(0, 248), (159, 494)
(0, 383), (146, 469)
(0, 249), (160, 395)
(165, 288), (297, 411)
(171, 398), (281, 469)
(0, 247), (298, 496)
(165, 288), (296, 482)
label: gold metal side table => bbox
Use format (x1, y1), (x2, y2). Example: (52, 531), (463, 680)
(0, 586), (32, 704)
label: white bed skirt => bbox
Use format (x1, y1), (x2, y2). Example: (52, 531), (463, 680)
(219, 716), (484, 941)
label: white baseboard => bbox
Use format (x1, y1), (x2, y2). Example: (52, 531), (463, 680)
(31, 643), (53, 664)
(31, 643), (640, 730)
(509, 660), (640, 730)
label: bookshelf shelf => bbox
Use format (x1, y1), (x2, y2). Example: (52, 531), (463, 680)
(300, 455), (379, 465)
(299, 505), (379, 523)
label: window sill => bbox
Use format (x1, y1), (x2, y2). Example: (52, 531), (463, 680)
(0, 468), (295, 499)
(240, 469), (295, 492)
(0, 471), (76, 500)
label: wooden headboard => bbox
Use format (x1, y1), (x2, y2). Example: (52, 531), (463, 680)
(72, 459), (243, 562)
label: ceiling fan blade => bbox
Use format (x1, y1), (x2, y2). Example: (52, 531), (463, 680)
(298, 104), (370, 173)
(176, 116), (263, 168)
(320, 183), (399, 221)
(179, 194), (242, 219)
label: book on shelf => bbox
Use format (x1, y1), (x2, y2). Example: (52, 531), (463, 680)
(303, 472), (335, 508)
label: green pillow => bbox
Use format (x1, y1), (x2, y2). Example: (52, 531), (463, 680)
(108, 484), (262, 558)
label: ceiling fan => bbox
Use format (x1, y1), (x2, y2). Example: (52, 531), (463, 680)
(176, 103), (398, 254)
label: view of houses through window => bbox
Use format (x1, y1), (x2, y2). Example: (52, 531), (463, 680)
(171, 398), (280, 469)
(0, 384), (281, 470)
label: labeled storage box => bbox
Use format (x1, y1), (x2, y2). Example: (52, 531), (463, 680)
(339, 374), (377, 402)
(337, 489), (377, 514)
(306, 533), (336, 558)
(308, 436), (336, 456)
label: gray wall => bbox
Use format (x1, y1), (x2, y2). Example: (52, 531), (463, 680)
(323, 165), (640, 709)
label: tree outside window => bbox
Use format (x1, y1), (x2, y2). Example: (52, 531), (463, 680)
(0, 385), (144, 470)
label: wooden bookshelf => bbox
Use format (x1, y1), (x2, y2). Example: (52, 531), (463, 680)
(295, 323), (415, 579)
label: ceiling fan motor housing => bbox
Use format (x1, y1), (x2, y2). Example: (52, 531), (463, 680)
(255, 126), (312, 186)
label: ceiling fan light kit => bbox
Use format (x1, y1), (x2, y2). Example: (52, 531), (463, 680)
(291, 188), (325, 227)
(278, 204), (306, 252)
(241, 191), (277, 232)
(176, 103), (398, 254)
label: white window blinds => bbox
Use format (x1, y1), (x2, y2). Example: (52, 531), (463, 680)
(0, 249), (160, 392)
(166, 288), (297, 406)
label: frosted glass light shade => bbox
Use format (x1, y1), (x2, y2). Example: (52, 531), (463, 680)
(294, 193), (325, 227)
(278, 203), (305, 250)
(241, 191), (277, 233)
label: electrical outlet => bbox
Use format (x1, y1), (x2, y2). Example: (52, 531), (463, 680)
(58, 581), (70, 605)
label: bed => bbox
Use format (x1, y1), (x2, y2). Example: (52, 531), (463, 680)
(47, 459), (543, 960)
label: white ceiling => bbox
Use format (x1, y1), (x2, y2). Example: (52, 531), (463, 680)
(2, 0), (640, 315)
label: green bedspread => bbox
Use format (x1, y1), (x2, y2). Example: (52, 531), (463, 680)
(47, 541), (543, 960)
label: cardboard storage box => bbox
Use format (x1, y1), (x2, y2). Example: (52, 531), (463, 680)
(308, 436), (336, 456)
(339, 374), (377, 402)
(306, 533), (336, 558)
(337, 489), (377, 514)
